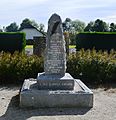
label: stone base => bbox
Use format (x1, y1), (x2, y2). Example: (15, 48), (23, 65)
(20, 79), (93, 108)
(37, 73), (74, 90)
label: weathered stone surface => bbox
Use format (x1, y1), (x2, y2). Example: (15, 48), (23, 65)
(37, 13), (72, 90)
(44, 13), (66, 76)
(33, 37), (46, 56)
(20, 79), (93, 108)
(37, 73), (74, 90)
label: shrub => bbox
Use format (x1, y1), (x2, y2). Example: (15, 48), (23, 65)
(1, 49), (116, 85)
(0, 52), (43, 84)
(67, 49), (116, 84)
(0, 32), (26, 53)
(76, 32), (116, 51)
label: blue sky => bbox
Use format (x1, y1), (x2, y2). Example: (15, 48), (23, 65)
(0, 0), (116, 31)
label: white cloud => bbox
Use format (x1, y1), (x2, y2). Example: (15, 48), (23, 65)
(0, 0), (116, 28)
(0, 0), (48, 5)
(102, 14), (116, 23)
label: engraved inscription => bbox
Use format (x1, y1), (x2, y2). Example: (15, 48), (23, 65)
(38, 82), (73, 88)
(44, 14), (66, 75)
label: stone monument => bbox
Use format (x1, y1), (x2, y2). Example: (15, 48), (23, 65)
(20, 13), (93, 108)
(37, 14), (74, 90)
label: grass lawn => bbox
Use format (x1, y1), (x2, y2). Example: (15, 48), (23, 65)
(25, 45), (33, 49)
(69, 45), (76, 49)
(25, 45), (76, 49)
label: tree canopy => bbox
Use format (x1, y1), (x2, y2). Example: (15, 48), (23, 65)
(19, 18), (45, 32)
(84, 19), (109, 32)
(110, 23), (116, 32)
(62, 18), (85, 33)
(5, 22), (19, 32)
(19, 18), (33, 30)
(71, 19), (85, 32)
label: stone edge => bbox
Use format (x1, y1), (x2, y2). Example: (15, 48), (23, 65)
(20, 79), (93, 108)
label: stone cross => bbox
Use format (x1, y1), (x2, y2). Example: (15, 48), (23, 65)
(44, 13), (66, 76)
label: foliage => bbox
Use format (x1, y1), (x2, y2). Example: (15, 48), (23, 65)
(5, 22), (19, 32)
(63, 18), (85, 45)
(1, 49), (116, 85)
(19, 18), (45, 32)
(38, 23), (45, 32)
(69, 32), (76, 45)
(76, 32), (116, 51)
(62, 18), (72, 32)
(0, 52), (43, 84)
(31, 20), (45, 32)
(84, 21), (94, 32)
(63, 18), (85, 33)
(19, 18), (33, 30)
(0, 32), (26, 53)
(67, 49), (116, 84)
(93, 19), (109, 32)
(84, 19), (109, 32)
(110, 23), (116, 32)
(0, 26), (3, 32)
(71, 20), (85, 32)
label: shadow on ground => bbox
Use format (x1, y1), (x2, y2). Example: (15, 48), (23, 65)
(0, 95), (91, 120)
(84, 81), (116, 90)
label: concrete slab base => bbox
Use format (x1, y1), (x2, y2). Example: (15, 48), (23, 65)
(20, 79), (93, 108)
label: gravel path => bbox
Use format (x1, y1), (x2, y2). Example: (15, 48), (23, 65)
(0, 85), (116, 120)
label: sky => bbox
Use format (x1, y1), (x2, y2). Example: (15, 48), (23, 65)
(0, 0), (116, 31)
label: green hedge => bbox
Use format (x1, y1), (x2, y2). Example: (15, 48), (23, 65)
(76, 32), (116, 51)
(0, 32), (26, 53)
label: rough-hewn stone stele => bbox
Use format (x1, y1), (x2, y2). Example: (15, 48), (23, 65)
(20, 13), (93, 108)
(37, 13), (74, 90)
(44, 14), (66, 75)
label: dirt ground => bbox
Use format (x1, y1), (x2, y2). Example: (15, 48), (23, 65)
(0, 85), (116, 120)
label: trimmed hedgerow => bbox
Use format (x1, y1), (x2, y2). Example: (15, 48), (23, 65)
(0, 52), (43, 84)
(0, 32), (26, 53)
(76, 32), (116, 51)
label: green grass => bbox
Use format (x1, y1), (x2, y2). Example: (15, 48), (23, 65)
(69, 45), (76, 49)
(25, 45), (33, 49)
(26, 45), (76, 49)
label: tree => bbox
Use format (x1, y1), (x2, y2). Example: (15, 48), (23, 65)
(0, 29), (2, 32)
(0, 27), (3, 32)
(19, 18), (45, 32)
(19, 18), (32, 30)
(31, 20), (39, 28)
(84, 19), (109, 32)
(110, 23), (116, 32)
(63, 18), (86, 45)
(71, 19), (85, 32)
(0, 26), (3, 32)
(5, 22), (18, 32)
(62, 18), (72, 32)
(93, 19), (109, 32)
(38, 23), (45, 32)
(30, 20), (45, 32)
(63, 18), (85, 33)
(84, 21), (94, 32)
